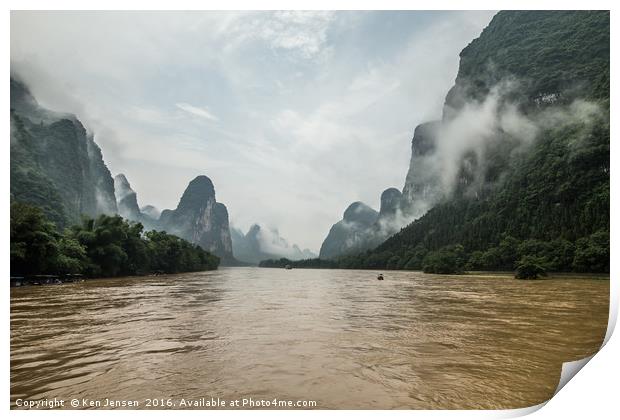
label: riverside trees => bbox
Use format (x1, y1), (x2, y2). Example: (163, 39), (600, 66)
(10, 201), (219, 278)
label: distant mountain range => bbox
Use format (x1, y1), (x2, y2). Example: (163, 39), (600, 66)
(11, 11), (608, 273)
(232, 224), (316, 265)
(319, 188), (404, 259)
(10, 79), (315, 266)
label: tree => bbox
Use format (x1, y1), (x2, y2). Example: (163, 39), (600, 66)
(422, 244), (466, 274)
(11, 204), (220, 278)
(386, 255), (401, 270)
(573, 230), (609, 272)
(68, 215), (129, 277)
(10, 201), (60, 276)
(55, 236), (88, 274)
(515, 256), (548, 279)
(403, 245), (428, 270)
(466, 250), (485, 270)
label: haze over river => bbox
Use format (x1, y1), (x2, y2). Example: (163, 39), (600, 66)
(10, 268), (609, 409)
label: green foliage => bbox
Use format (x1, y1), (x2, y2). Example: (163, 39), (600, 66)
(10, 79), (118, 229)
(10, 112), (68, 228)
(68, 215), (130, 277)
(515, 256), (548, 279)
(453, 11), (609, 104)
(145, 230), (219, 274)
(422, 245), (466, 274)
(10, 202), (219, 277)
(573, 230), (609, 273)
(259, 258), (339, 269)
(336, 11), (609, 275)
(10, 201), (61, 276)
(403, 245), (428, 270)
(55, 236), (88, 274)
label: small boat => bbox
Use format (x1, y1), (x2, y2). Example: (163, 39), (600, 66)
(377, 274), (384, 280)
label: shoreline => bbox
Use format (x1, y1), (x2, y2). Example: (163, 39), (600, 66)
(10, 267), (609, 290)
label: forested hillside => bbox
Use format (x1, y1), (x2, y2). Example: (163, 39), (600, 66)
(335, 11), (610, 273)
(10, 78), (118, 228)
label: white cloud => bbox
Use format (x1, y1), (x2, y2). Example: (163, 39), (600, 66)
(10, 11), (496, 251)
(175, 103), (219, 122)
(227, 11), (336, 60)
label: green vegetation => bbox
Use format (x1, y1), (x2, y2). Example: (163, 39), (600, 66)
(309, 11), (609, 276)
(11, 79), (118, 229)
(515, 256), (548, 280)
(10, 201), (219, 278)
(259, 258), (339, 269)
(422, 245), (466, 274)
(262, 230), (608, 276)
(449, 11), (610, 107)
(10, 110), (69, 228)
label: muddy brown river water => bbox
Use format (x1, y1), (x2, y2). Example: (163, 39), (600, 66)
(10, 268), (609, 409)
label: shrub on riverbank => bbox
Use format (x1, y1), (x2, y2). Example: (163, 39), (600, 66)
(515, 256), (548, 279)
(10, 201), (219, 277)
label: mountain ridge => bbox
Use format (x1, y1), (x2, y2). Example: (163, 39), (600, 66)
(10, 77), (118, 228)
(320, 10), (610, 273)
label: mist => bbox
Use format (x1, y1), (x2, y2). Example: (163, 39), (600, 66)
(10, 10), (496, 251)
(399, 81), (602, 226)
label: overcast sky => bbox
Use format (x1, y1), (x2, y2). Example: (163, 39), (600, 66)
(11, 10), (495, 251)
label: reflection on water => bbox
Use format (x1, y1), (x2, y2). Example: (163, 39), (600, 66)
(10, 268), (609, 409)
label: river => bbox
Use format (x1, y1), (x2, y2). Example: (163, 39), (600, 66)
(10, 268), (609, 409)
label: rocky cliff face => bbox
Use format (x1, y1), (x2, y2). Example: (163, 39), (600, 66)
(140, 205), (161, 219)
(159, 175), (235, 264)
(322, 11), (610, 261)
(345, 10), (609, 271)
(114, 174), (142, 221)
(400, 121), (443, 218)
(319, 201), (378, 259)
(232, 224), (317, 264)
(10, 77), (117, 227)
(320, 186), (412, 259)
(113, 173), (159, 230)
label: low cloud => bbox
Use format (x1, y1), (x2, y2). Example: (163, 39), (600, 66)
(10, 11), (496, 250)
(398, 80), (603, 225)
(175, 103), (219, 122)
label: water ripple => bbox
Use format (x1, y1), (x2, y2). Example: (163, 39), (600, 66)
(10, 268), (608, 409)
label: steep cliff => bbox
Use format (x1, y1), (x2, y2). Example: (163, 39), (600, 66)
(114, 174), (142, 222)
(400, 121), (442, 218)
(340, 10), (609, 272)
(113, 173), (159, 230)
(160, 175), (236, 264)
(319, 186), (410, 259)
(319, 201), (378, 259)
(141, 205), (161, 220)
(10, 77), (117, 228)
